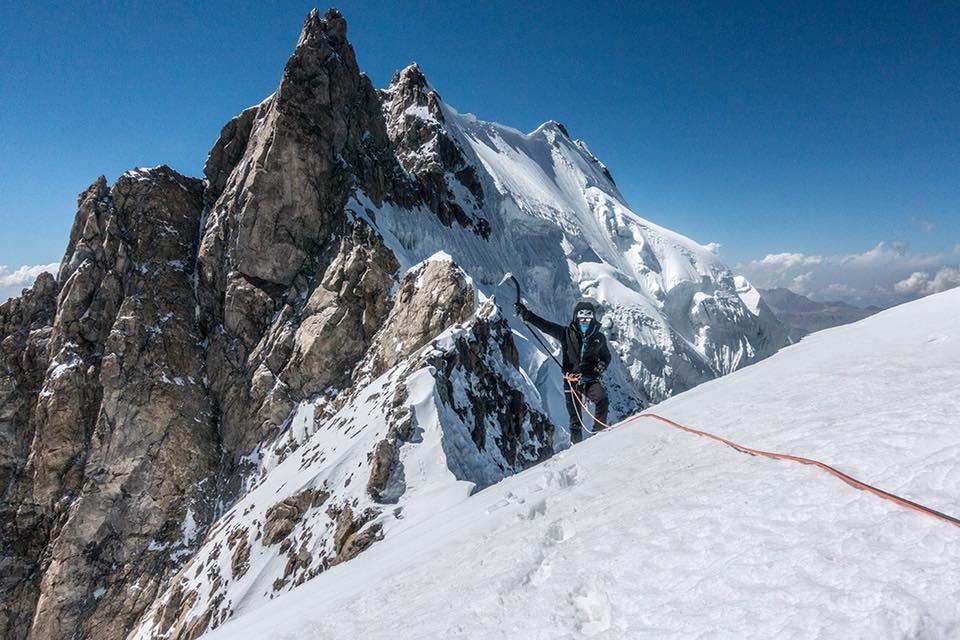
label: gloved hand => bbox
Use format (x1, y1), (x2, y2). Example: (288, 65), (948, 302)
(513, 301), (529, 319)
(595, 361), (607, 376)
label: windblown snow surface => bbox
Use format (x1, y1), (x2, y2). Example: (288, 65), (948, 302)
(204, 288), (960, 639)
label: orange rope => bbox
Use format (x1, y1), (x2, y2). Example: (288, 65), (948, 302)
(564, 378), (960, 529)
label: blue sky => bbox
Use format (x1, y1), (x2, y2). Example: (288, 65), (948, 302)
(1, 1), (958, 304)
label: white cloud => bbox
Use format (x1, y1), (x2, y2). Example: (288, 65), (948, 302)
(704, 242), (721, 254)
(0, 262), (59, 303)
(893, 272), (930, 295)
(825, 283), (855, 295)
(737, 242), (960, 307)
(759, 252), (823, 269)
(894, 267), (960, 296)
(789, 271), (813, 293)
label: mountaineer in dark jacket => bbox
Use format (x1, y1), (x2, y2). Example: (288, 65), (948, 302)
(514, 300), (611, 443)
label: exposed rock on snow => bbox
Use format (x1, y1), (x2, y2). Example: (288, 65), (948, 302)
(364, 256), (475, 376)
(131, 285), (555, 639)
(261, 488), (329, 547)
(0, 8), (786, 640)
(381, 63), (490, 237)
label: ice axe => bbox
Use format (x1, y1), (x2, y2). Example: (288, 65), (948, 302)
(498, 272), (522, 308)
(500, 272), (563, 370)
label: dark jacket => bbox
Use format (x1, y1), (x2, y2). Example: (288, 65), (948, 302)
(520, 301), (612, 378)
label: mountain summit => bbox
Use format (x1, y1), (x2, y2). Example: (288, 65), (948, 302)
(0, 9), (785, 639)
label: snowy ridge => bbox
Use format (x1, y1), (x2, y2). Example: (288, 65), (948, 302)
(0, 13), (791, 640)
(131, 266), (554, 638)
(202, 288), (960, 639)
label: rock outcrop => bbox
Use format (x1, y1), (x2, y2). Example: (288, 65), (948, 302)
(381, 63), (489, 236)
(131, 267), (554, 639)
(194, 9), (413, 491)
(0, 271), (58, 637)
(1, 167), (218, 640)
(0, 7), (784, 639)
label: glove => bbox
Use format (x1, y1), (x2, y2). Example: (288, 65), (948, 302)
(596, 361), (607, 376)
(514, 301), (529, 319)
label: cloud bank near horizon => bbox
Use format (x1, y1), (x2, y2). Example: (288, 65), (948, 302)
(4, 242), (959, 314)
(0, 263), (60, 303)
(736, 242), (960, 308)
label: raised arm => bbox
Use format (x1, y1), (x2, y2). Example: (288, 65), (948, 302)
(515, 303), (565, 341)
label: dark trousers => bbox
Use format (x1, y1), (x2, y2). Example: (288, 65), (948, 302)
(565, 380), (609, 443)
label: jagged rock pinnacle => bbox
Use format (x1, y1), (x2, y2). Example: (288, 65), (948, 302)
(297, 7), (347, 49)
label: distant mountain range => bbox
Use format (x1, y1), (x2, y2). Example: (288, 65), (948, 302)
(759, 287), (882, 342)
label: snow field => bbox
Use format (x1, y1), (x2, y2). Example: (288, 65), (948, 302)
(203, 290), (960, 638)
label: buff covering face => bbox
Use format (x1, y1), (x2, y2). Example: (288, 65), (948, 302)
(575, 308), (594, 333)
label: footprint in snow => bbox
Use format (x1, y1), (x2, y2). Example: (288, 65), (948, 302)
(544, 518), (575, 546)
(523, 519), (576, 589)
(572, 583), (612, 637)
(487, 490), (526, 514)
(525, 552), (552, 587)
(541, 464), (586, 490)
(520, 499), (548, 521)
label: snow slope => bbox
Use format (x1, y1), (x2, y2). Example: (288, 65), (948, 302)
(130, 261), (557, 639)
(202, 288), (960, 639)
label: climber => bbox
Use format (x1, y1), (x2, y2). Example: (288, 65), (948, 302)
(513, 300), (611, 444)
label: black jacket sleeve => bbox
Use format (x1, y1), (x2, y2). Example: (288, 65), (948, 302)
(520, 307), (566, 341)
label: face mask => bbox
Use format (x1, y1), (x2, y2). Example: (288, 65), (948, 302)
(578, 322), (590, 332)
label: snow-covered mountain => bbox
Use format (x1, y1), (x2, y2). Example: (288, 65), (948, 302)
(201, 287), (960, 640)
(374, 62), (785, 409)
(0, 9), (785, 640)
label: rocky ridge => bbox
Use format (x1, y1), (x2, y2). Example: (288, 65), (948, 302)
(0, 8), (785, 639)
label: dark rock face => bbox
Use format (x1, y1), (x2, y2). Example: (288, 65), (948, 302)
(426, 300), (554, 484)
(0, 10), (553, 639)
(1, 167), (219, 640)
(281, 221), (399, 397)
(0, 272), (57, 637)
(0, 272), (57, 497)
(194, 9), (412, 491)
(202, 103), (261, 208)
(381, 63), (490, 237)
